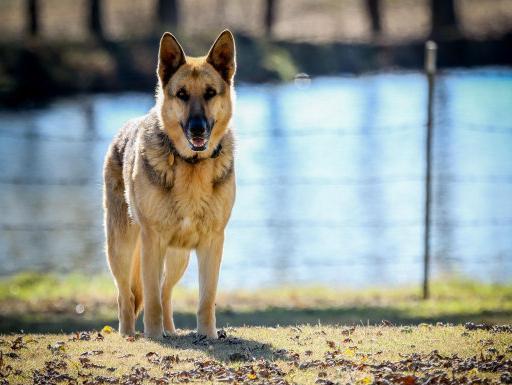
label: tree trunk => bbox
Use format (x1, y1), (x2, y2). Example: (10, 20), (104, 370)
(89, 0), (103, 39)
(430, 0), (460, 39)
(157, 0), (179, 29)
(365, 0), (381, 37)
(27, 0), (38, 36)
(264, 0), (276, 38)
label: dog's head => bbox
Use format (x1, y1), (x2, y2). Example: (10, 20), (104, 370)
(156, 30), (236, 158)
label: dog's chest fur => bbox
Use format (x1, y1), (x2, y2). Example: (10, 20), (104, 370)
(143, 158), (234, 248)
(117, 111), (235, 249)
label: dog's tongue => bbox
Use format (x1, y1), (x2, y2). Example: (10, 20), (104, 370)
(192, 137), (206, 147)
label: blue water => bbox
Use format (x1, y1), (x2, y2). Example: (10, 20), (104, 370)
(0, 68), (511, 289)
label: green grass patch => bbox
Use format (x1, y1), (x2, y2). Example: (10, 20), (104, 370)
(0, 272), (115, 302)
(0, 273), (511, 334)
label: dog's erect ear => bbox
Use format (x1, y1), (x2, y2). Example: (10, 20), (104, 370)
(206, 30), (236, 84)
(158, 32), (186, 85)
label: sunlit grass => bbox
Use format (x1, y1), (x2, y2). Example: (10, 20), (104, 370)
(2, 271), (511, 305)
(2, 325), (511, 385)
(0, 272), (115, 302)
(0, 272), (511, 334)
(1, 273), (511, 383)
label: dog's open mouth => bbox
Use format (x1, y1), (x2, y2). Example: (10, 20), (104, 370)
(188, 137), (208, 151)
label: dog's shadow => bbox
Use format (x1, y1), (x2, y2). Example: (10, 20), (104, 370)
(156, 330), (287, 363)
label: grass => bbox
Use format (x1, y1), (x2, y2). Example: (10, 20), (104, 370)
(1, 273), (511, 383)
(2, 325), (512, 384)
(0, 272), (511, 334)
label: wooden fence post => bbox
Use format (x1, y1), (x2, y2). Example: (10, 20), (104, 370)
(423, 40), (437, 300)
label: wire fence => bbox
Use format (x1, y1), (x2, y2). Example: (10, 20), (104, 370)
(2, 218), (512, 232)
(2, 174), (512, 187)
(1, 121), (511, 229)
(1, 76), (511, 288)
(0, 122), (510, 143)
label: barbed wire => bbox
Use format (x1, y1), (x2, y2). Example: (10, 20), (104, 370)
(237, 125), (417, 137)
(0, 126), (416, 142)
(0, 131), (108, 142)
(2, 218), (512, 232)
(0, 223), (101, 232)
(237, 175), (512, 185)
(0, 177), (97, 186)
(231, 218), (512, 228)
(0, 122), (510, 143)
(1, 174), (512, 187)
(455, 123), (512, 134)
(1, 255), (509, 270)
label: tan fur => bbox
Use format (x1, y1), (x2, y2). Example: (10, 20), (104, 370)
(130, 236), (143, 316)
(103, 30), (236, 339)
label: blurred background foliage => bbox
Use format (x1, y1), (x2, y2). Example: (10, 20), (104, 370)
(0, 0), (511, 105)
(2, 0), (512, 43)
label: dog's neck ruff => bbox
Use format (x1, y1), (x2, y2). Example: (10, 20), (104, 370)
(157, 131), (222, 164)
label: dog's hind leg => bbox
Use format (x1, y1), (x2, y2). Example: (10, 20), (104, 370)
(104, 153), (140, 336)
(130, 236), (144, 317)
(106, 220), (139, 336)
(161, 248), (190, 335)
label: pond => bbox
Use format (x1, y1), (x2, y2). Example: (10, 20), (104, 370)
(0, 68), (511, 289)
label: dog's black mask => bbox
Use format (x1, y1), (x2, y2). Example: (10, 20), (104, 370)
(182, 114), (213, 151)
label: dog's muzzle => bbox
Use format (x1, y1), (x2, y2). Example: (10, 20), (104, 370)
(184, 116), (212, 151)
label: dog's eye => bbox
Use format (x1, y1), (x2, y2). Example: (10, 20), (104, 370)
(176, 89), (189, 101)
(204, 88), (217, 101)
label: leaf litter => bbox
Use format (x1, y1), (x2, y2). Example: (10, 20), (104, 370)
(2, 324), (512, 385)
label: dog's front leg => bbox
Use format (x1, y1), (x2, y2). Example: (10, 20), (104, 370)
(196, 232), (224, 339)
(141, 227), (166, 339)
(162, 248), (190, 335)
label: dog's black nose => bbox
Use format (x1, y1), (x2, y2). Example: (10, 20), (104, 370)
(187, 116), (209, 137)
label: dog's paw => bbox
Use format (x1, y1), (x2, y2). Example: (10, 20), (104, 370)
(144, 328), (165, 341)
(163, 329), (177, 338)
(217, 329), (227, 339)
(119, 327), (135, 338)
(197, 328), (218, 340)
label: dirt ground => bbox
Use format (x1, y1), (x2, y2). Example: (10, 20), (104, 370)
(0, 0), (511, 43)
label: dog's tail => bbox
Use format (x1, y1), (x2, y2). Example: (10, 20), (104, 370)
(130, 234), (144, 316)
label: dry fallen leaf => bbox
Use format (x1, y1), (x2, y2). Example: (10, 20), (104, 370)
(146, 351), (160, 365)
(344, 348), (355, 357)
(247, 371), (257, 380)
(47, 341), (66, 354)
(357, 376), (372, 385)
(396, 375), (417, 385)
(101, 326), (114, 334)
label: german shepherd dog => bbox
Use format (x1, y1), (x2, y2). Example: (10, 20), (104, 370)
(103, 31), (236, 340)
